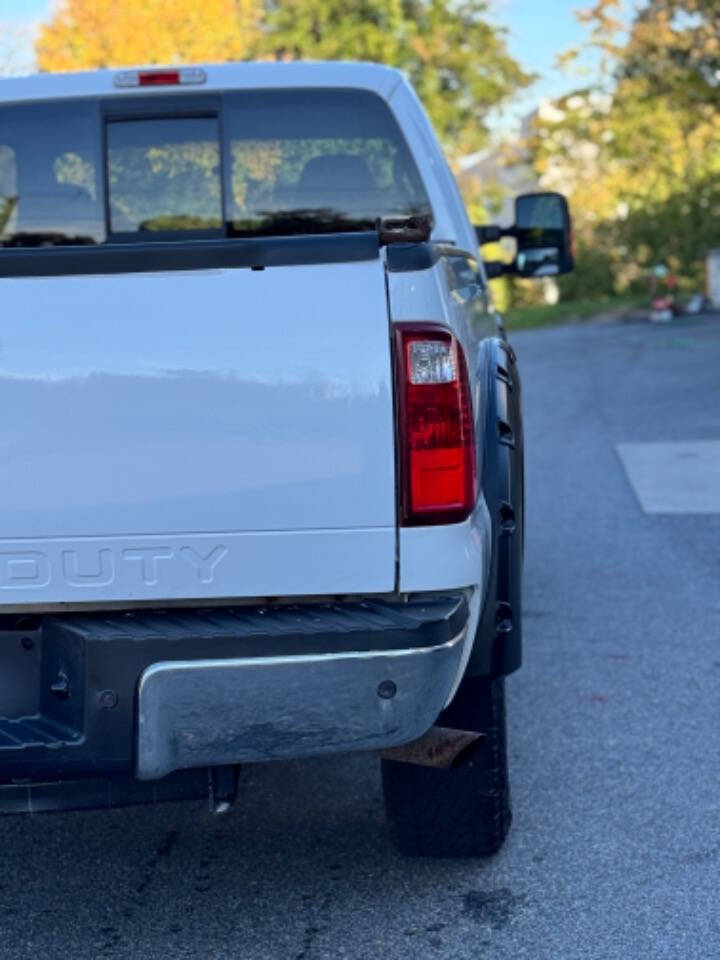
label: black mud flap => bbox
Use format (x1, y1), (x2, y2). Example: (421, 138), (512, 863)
(467, 338), (524, 677)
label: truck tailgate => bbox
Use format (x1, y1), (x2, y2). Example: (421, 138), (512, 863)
(0, 258), (396, 606)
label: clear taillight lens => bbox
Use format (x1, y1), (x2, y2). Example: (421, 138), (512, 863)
(395, 325), (476, 526)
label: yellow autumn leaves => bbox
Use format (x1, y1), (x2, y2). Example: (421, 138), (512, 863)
(36, 0), (262, 72)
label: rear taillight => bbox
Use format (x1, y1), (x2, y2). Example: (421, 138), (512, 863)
(395, 325), (476, 526)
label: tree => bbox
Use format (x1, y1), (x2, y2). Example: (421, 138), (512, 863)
(261, 0), (534, 156)
(36, 0), (532, 159)
(619, 0), (720, 111)
(530, 0), (720, 297)
(36, 0), (262, 72)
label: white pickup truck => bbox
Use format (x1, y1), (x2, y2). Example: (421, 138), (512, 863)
(0, 61), (572, 857)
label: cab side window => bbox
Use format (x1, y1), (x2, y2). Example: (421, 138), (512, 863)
(0, 145), (18, 241)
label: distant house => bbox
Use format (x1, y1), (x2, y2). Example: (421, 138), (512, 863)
(456, 142), (536, 226)
(457, 93), (613, 225)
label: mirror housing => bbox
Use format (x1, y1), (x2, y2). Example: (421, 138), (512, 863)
(475, 224), (502, 245)
(484, 260), (505, 279)
(475, 191), (574, 280)
(514, 192), (573, 277)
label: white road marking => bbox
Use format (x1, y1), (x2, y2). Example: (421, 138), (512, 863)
(617, 441), (720, 514)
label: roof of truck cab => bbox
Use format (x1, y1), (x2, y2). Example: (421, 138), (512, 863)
(0, 60), (408, 106)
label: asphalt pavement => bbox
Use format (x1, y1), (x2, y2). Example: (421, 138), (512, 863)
(1, 313), (719, 960)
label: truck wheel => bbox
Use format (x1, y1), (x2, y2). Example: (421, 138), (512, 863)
(381, 675), (511, 858)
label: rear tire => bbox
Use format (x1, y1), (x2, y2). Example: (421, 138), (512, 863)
(382, 676), (511, 858)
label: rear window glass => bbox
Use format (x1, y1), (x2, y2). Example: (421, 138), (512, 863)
(0, 101), (104, 246)
(224, 90), (431, 237)
(107, 116), (222, 235)
(0, 89), (431, 249)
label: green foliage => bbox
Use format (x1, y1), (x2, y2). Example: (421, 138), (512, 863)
(619, 0), (720, 111)
(261, 0), (408, 64)
(557, 245), (616, 300)
(401, 0), (534, 156)
(618, 172), (720, 289)
(504, 294), (646, 331)
(531, 0), (720, 300)
(261, 0), (533, 156)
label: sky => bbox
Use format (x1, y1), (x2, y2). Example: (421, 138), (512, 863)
(487, 0), (607, 131)
(0, 0), (633, 134)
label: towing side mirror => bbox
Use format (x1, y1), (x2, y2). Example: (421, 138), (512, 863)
(514, 192), (573, 277)
(476, 191), (574, 279)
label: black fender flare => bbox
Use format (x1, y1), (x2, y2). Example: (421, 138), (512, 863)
(466, 337), (525, 677)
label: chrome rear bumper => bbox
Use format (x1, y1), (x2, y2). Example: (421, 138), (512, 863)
(137, 629), (467, 780)
(0, 594), (469, 792)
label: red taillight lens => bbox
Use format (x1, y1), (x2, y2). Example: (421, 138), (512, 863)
(139, 70), (181, 86)
(395, 325), (476, 526)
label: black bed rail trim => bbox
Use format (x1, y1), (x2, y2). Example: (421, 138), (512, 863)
(386, 242), (478, 273)
(0, 231), (380, 279)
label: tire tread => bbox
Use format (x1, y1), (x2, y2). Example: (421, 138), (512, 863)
(382, 677), (511, 858)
